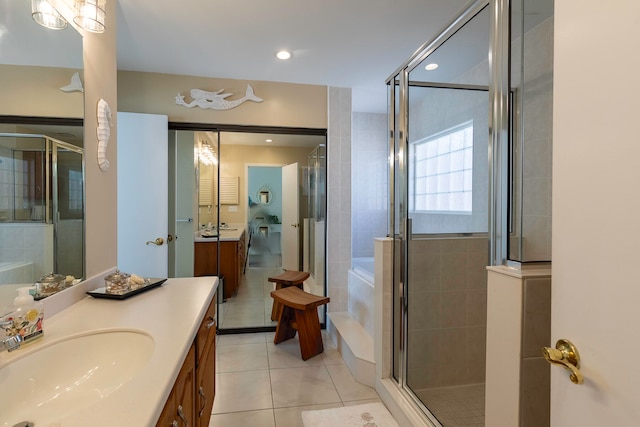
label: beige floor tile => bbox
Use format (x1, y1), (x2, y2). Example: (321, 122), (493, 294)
(326, 364), (379, 402)
(217, 332), (267, 346)
(320, 339), (345, 366)
(267, 339), (324, 369)
(270, 366), (341, 408)
(212, 370), (273, 414)
(343, 397), (382, 406)
(217, 342), (269, 373)
(273, 403), (344, 427)
(209, 409), (275, 427)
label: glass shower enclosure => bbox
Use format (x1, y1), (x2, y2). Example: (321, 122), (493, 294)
(0, 133), (85, 284)
(386, 0), (554, 425)
(304, 143), (326, 290)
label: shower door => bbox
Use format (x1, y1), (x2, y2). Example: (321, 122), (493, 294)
(52, 141), (85, 280)
(390, 4), (492, 426)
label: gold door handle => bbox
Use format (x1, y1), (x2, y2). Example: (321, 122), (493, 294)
(146, 237), (165, 246)
(543, 339), (584, 384)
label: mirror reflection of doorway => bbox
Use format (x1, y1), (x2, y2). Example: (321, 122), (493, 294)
(169, 127), (327, 333)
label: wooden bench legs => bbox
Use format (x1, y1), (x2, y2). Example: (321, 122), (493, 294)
(273, 304), (324, 361)
(271, 286), (330, 361)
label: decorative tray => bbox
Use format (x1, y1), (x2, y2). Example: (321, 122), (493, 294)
(87, 278), (167, 300)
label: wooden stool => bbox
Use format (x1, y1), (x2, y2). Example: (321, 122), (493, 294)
(270, 286), (330, 360)
(268, 270), (310, 321)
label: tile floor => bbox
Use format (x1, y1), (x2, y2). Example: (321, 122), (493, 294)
(218, 266), (281, 329)
(415, 384), (485, 427)
(210, 331), (385, 427)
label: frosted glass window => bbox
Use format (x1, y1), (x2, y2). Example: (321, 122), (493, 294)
(68, 169), (83, 211)
(411, 121), (473, 213)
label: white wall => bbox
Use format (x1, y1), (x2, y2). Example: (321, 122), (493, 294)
(327, 87), (352, 312)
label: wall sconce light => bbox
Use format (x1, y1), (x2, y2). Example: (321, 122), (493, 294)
(31, 0), (68, 30)
(74, 0), (106, 33)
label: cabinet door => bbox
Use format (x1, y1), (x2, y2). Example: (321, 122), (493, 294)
(196, 295), (217, 363)
(156, 388), (176, 427)
(220, 241), (238, 298)
(197, 329), (216, 427)
(194, 242), (217, 276)
(175, 345), (196, 427)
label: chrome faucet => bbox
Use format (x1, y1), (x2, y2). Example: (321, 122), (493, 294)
(0, 318), (22, 352)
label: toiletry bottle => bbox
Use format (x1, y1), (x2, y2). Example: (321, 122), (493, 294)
(8, 286), (44, 344)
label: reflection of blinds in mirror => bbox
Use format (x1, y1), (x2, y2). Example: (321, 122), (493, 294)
(220, 176), (239, 205)
(199, 177), (213, 206)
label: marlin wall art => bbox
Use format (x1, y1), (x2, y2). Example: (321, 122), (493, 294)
(175, 84), (263, 110)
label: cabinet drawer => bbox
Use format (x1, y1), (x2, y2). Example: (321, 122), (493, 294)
(196, 294), (217, 364)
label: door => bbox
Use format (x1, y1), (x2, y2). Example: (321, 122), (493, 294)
(551, 1), (640, 425)
(171, 130), (197, 277)
(281, 162), (299, 270)
(117, 112), (169, 278)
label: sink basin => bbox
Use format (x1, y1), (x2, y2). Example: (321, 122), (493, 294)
(0, 329), (154, 426)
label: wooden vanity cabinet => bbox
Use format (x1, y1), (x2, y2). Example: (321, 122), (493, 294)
(156, 345), (195, 427)
(156, 293), (216, 427)
(195, 293), (217, 427)
(194, 231), (246, 299)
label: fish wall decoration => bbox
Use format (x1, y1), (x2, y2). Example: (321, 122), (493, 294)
(175, 84), (263, 110)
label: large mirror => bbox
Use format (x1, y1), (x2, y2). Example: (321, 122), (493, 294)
(0, 0), (84, 307)
(170, 129), (327, 331)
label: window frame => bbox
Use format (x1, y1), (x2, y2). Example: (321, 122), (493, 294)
(410, 120), (474, 215)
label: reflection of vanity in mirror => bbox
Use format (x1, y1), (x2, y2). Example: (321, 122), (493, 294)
(184, 130), (327, 330)
(0, 0), (85, 307)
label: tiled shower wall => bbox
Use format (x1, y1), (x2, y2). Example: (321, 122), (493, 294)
(351, 112), (388, 258)
(407, 237), (488, 389)
(512, 17), (554, 261)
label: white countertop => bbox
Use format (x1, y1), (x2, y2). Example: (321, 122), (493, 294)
(0, 276), (218, 427)
(194, 224), (245, 242)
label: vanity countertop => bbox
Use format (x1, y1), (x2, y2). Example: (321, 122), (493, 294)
(0, 276), (218, 426)
(194, 223), (245, 242)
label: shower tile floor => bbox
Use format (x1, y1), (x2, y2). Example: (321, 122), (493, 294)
(415, 383), (485, 426)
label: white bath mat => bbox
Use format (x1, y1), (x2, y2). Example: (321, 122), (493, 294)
(302, 402), (399, 427)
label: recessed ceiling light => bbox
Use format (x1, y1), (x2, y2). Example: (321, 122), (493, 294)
(276, 50), (292, 60)
(266, 139), (273, 142)
(425, 63), (439, 71)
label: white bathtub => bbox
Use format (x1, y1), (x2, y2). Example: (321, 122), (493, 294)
(352, 257), (374, 283)
(348, 257), (375, 336)
(0, 261), (34, 285)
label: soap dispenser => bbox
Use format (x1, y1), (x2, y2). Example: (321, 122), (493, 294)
(8, 286), (44, 344)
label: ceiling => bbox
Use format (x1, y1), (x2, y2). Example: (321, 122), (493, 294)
(115, 0), (470, 113)
(2, 0), (552, 116)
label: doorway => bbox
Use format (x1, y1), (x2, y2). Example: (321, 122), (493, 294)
(168, 126), (327, 332)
